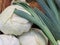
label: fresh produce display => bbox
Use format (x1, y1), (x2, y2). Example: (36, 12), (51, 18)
(0, 0), (60, 45)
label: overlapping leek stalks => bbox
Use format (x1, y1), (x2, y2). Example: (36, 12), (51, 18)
(0, 5), (32, 35)
(0, 35), (20, 45)
(19, 28), (48, 45)
(14, 1), (60, 45)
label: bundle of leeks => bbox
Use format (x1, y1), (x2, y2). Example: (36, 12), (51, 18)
(0, 1), (48, 45)
(14, 0), (60, 45)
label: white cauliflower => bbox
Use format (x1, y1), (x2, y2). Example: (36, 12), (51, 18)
(0, 5), (32, 35)
(0, 35), (20, 45)
(19, 28), (48, 45)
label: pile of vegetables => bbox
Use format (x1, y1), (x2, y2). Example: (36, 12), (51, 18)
(0, 0), (48, 45)
(0, 0), (60, 45)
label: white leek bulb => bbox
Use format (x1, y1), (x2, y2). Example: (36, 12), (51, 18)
(19, 28), (48, 45)
(12, 0), (26, 2)
(11, 0), (27, 4)
(57, 40), (60, 45)
(0, 5), (32, 35)
(0, 35), (20, 45)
